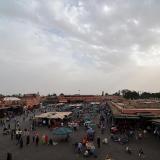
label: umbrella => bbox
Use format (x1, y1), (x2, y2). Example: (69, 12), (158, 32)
(53, 127), (73, 136)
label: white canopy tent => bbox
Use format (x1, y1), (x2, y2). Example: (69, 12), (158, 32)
(35, 112), (72, 120)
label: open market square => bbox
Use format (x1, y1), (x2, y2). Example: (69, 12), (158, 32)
(0, 100), (160, 160)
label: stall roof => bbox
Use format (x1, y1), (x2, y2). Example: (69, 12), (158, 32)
(0, 107), (11, 110)
(56, 103), (64, 106)
(90, 102), (100, 105)
(150, 119), (160, 125)
(68, 104), (83, 107)
(113, 115), (140, 119)
(4, 97), (21, 101)
(35, 112), (72, 119)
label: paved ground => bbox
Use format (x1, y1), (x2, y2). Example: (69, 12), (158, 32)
(0, 112), (160, 160)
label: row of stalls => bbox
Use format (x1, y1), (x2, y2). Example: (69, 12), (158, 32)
(106, 101), (160, 135)
(33, 102), (100, 129)
(54, 103), (99, 120)
(109, 106), (160, 137)
(112, 113), (159, 128)
(0, 105), (23, 118)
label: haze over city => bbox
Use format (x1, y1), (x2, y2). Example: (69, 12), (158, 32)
(0, 0), (160, 95)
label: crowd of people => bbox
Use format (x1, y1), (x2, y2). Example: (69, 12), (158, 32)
(0, 102), (156, 160)
(0, 109), (58, 160)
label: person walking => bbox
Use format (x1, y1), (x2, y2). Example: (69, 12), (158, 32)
(97, 136), (101, 148)
(77, 142), (83, 153)
(138, 148), (144, 158)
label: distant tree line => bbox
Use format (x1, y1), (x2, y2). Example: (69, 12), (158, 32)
(113, 89), (160, 100)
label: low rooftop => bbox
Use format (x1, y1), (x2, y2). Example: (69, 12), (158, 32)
(108, 100), (160, 119)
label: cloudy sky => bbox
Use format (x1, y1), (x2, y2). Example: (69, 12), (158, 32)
(0, 0), (160, 95)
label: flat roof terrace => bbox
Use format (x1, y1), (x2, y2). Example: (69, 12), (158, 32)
(108, 101), (160, 119)
(121, 100), (160, 109)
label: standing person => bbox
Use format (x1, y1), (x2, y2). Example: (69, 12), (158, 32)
(61, 122), (64, 127)
(16, 130), (20, 145)
(97, 136), (101, 148)
(7, 152), (12, 160)
(42, 134), (45, 144)
(32, 131), (36, 143)
(32, 134), (35, 143)
(65, 133), (70, 142)
(8, 123), (10, 130)
(17, 121), (20, 129)
(30, 124), (33, 131)
(19, 137), (23, 148)
(11, 130), (14, 140)
(73, 123), (77, 131)
(36, 135), (39, 146)
(26, 135), (30, 145)
(45, 134), (48, 144)
(101, 124), (105, 134)
(125, 146), (132, 154)
(48, 120), (51, 128)
(49, 138), (53, 145)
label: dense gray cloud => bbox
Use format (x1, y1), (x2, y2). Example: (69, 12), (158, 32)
(0, 0), (160, 95)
